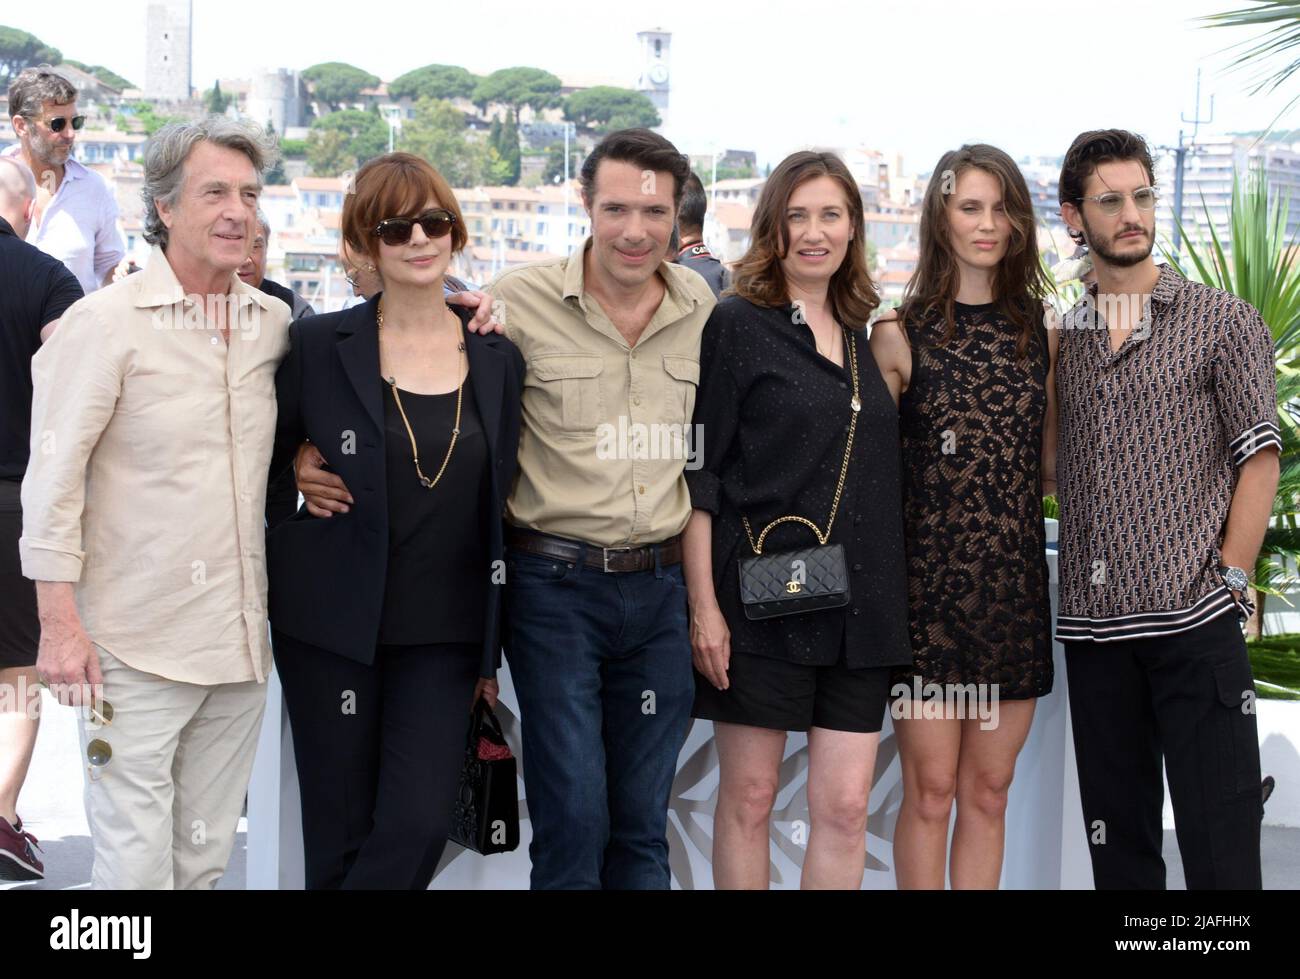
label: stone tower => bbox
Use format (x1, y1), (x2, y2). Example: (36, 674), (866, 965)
(247, 69), (304, 136)
(635, 28), (671, 130)
(145, 0), (193, 102)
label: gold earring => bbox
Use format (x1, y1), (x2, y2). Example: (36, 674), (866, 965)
(365, 264), (376, 273)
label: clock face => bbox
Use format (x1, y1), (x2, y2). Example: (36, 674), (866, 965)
(649, 62), (669, 85)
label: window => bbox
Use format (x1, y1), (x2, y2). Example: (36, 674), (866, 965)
(537, 222), (546, 235)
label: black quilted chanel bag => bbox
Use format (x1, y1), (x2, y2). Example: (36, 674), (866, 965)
(449, 701), (520, 855)
(738, 330), (859, 621)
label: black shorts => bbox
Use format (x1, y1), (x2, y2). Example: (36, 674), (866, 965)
(692, 647), (893, 734)
(0, 480), (39, 669)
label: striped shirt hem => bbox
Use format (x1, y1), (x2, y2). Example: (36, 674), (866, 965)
(1056, 587), (1245, 643)
(1231, 420), (1282, 467)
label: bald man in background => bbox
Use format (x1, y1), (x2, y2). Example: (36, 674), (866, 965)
(0, 155), (84, 880)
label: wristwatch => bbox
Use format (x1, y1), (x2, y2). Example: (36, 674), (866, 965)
(1219, 566), (1250, 593)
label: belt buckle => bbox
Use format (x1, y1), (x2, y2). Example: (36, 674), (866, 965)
(602, 546), (634, 573)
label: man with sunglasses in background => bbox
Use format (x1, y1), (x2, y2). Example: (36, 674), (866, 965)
(4, 67), (124, 295)
(1053, 129), (1278, 889)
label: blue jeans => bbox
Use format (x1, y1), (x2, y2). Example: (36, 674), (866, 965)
(503, 545), (693, 889)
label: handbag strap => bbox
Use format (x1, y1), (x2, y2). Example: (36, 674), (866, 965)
(743, 329), (861, 556)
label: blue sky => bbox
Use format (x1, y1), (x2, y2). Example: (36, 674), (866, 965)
(9, 0), (1297, 174)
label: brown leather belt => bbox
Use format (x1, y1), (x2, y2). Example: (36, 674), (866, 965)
(507, 527), (682, 573)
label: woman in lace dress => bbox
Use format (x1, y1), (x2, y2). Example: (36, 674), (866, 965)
(870, 144), (1057, 889)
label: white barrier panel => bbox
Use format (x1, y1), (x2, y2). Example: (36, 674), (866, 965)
(247, 548), (1095, 888)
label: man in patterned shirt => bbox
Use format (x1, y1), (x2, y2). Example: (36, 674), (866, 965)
(1054, 129), (1279, 889)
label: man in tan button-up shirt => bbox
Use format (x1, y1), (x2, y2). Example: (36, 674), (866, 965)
(20, 118), (290, 889)
(490, 131), (715, 890)
(497, 227), (709, 547)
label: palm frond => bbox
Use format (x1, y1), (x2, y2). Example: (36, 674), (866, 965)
(1178, 159), (1300, 627)
(1200, 1), (1300, 95)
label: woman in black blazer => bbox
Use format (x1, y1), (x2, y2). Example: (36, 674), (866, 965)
(267, 153), (524, 889)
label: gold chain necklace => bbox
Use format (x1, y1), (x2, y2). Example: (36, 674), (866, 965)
(377, 299), (466, 489)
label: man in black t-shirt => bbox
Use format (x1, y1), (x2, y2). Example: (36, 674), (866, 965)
(237, 211), (317, 322)
(236, 212), (315, 531)
(0, 155), (83, 882)
(672, 172), (729, 298)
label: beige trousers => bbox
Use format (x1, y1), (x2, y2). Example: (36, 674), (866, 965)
(77, 647), (266, 889)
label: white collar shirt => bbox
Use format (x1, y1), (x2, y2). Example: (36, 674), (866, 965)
(1, 145), (126, 294)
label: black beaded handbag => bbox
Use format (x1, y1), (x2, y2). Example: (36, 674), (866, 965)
(737, 330), (859, 621)
(449, 701), (520, 855)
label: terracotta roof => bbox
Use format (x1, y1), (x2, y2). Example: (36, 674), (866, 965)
(293, 177), (346, 192)
(708, 178), (765, 191)
(712, 203), (755, 230)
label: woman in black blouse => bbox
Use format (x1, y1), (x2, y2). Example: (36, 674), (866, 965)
(266, 153), (524, 889)
(683, 151), (909, 889)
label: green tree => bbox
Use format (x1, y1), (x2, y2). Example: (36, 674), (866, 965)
(64, 60), (135, 90)
(306, 128), (353, 178)
(84, 65), (134, 91)
(472, 66), (562, 115)
(130, 101), (184, 136)
(563, 86), (661, 132)
(389, 64), (478, 102)
(717, 164), (759, 182)
(487, 111), (522, 185)
(541, 141), (569, 184)
(399, 97), (489, 187)
(204, 80), (230, 115)
(301, 62), (379, 110)
(499, 110), (521, 184)
(308, 109), (388, 172)
(0, 25), (61, 83)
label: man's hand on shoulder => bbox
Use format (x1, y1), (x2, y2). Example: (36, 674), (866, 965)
(447, 289), (504, 335)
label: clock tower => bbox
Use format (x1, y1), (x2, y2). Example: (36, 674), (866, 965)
(635, 29), (671, 130)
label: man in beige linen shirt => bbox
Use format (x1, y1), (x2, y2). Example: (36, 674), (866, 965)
(20, 117), (290, 889)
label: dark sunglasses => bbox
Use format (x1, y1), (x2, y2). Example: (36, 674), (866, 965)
(373, 208), (455, 246)
(42, 115), (86, 133)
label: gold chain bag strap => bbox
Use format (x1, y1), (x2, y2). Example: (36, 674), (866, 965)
(737, 330), (860, 620)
